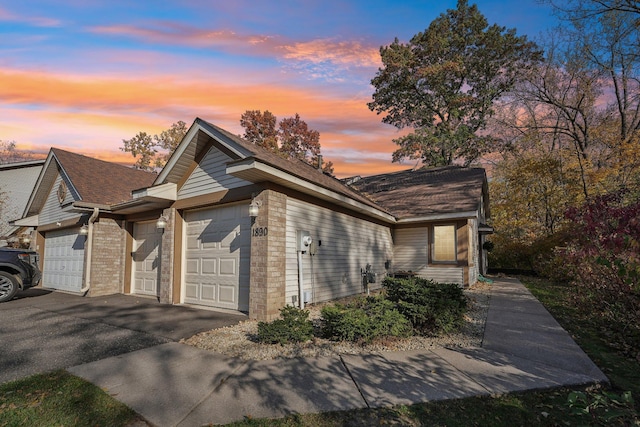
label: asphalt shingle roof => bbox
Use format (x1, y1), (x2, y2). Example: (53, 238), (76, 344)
(199, 119), (388, 214)
(347, 166), (487, 219)
(52, 148), (157, 205)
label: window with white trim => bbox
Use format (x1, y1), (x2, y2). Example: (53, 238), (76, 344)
(432, 224), (457, 262)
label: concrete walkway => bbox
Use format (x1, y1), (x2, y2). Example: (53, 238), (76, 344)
(68, 277), (608, 426)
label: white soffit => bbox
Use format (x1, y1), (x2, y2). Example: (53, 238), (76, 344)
(132, 183), (177, 201)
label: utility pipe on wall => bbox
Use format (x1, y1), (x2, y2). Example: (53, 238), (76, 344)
(80, 207), (99, 294)
(297, 250), (304, 309)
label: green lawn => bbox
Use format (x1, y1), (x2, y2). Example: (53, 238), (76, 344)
(0, 370), (142, 427)
(1, 277), (638, 426)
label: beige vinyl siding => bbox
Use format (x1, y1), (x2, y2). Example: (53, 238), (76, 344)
(392, 228), (428, 275)
(178, 146), (250, 199)
(393, 226), (464, 285)
(285, 198), (393, 305)
(39, 174), (81, 225)
(425, 267), (464, 284)
(0, 164), (43, 237)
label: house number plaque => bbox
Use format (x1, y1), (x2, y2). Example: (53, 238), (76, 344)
(252, 227), (268, 237)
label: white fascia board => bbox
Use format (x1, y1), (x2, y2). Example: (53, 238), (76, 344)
(22, 152), (56, 217)
(154, 123), (203, 185)
(51, 152), (81, 201)
(72, 202), (112, 211)
(396, 211), (478, 224)
(227, 160), (396, 223)
(155, 119), (250, 186)
(132, 182), (177, 201)
(197, 120), (252, 158)
(12, 215), (39, 227)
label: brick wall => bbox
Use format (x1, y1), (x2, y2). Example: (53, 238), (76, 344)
(249, 189), (287, 321)
(88, 217), (126, 297)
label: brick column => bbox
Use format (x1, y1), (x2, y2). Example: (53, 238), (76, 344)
(249, 189), (287, 321)
(158, 207), (176, 304)
(88, 217), (126, 297)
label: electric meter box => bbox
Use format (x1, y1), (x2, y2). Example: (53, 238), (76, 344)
(297, 230), (312, 252)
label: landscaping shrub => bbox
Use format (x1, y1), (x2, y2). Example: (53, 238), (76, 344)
(321, 295), (411, 343)
(257, 305), (314, 345)
(383, 277), (467, 335)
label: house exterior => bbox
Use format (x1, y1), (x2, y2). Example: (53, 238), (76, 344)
(19, 118), (491, 321)
(347, 167), (492, 286)
(0, 159), (45, 246)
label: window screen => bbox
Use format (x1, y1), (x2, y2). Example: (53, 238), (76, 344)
(433, 224), (456, 262)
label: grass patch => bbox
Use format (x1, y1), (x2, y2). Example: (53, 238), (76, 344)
(0, 370), (142, 427)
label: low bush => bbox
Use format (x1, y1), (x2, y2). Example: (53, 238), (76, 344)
(383, 277), (467, 335)
(321, 295), (412, 343)
(257, 305), (314, 345)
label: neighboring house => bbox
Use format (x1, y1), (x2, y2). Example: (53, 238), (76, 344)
(17, 148), (156, 295)
(0, 160), (45, 246)
(19, 118), (491, 321)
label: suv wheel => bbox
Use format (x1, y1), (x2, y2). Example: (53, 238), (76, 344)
(0, 271), (19, 303)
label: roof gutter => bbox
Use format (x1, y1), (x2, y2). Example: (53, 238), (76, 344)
(396, 210), (478, 224)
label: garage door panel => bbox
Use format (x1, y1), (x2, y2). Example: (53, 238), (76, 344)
(185, 283), (198, 299)
(184, 204), (250, 311)
(43, 228), (85, 292)
(186, 259), (199, 274)
(219, 258), (236, 275)
(219, 285), (235, 303)
(201, 284), (216, 301)
(201, 258), (217, 274)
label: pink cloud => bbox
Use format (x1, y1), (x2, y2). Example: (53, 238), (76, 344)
(88, 22), (380, 76)
(0, 6), (61, 27)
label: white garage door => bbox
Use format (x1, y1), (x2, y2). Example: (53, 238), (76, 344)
(43, 228), (85, 292)
(132, 221), (161, 296)
(184, 204), (250, 311)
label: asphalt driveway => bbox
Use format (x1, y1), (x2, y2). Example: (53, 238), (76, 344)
(0, 288), (247, 384)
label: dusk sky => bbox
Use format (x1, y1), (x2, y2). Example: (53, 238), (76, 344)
(1, 1), (559, 177)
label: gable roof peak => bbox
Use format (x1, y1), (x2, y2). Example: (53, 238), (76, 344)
(49, 147), (157, 205)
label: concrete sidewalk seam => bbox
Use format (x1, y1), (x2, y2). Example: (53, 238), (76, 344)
(339, 354), (370, 408)
(434, 347), (495, 395)
(174, 358), (250, 427)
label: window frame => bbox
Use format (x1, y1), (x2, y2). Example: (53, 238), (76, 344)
(430, 223), (458, 264)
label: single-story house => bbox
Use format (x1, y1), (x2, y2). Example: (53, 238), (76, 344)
(0, 159), (45, 246)
(17, 118), (491, 321)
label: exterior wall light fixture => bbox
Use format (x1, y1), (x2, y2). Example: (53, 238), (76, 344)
(248, 199), (262, 218)
(79, 224), (89, 236)
(156, 215), (168, 230)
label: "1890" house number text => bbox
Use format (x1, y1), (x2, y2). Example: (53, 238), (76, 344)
(252, 227), (268, 237)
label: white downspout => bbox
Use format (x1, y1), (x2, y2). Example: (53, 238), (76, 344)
(80, 207), (99, 294)
(297, 250), (304, 310)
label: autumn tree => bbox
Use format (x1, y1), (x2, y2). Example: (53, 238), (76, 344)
(0, 140), (37, 164)
(240, 110), (278, 151)
(239, 110), (334, 175)
(368, 0), (542, 167)
(278, 114), (321, 163)
(121, 121), (187, 171)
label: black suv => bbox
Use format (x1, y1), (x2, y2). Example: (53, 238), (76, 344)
(0, 247), (42, 303)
